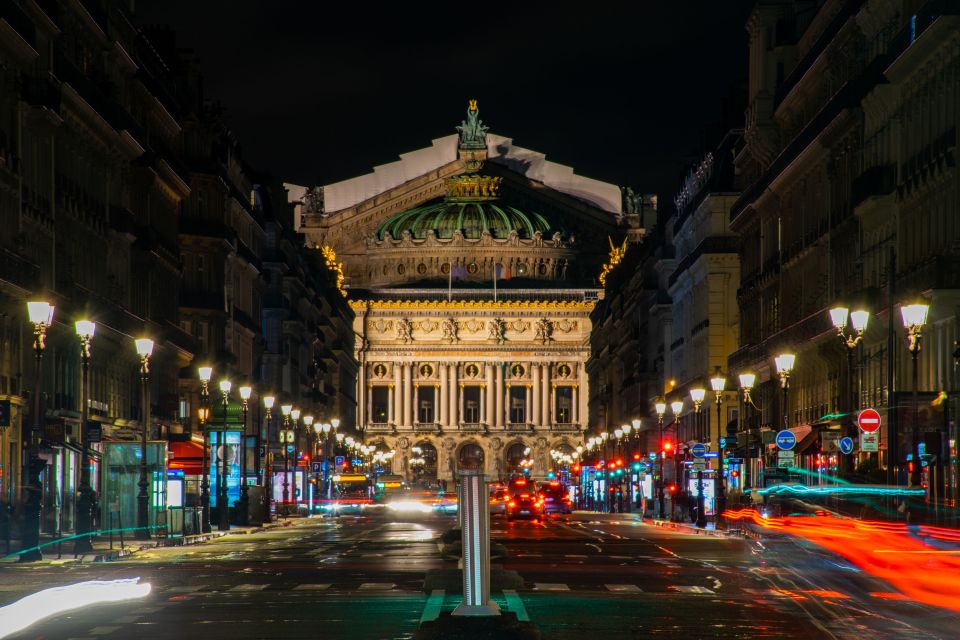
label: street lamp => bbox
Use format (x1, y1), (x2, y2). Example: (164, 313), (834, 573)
(690, 387), (706, 527)
(280, 404), (293, 514)
(20, 301), (54, 562)
(774, 354), (795, 431)
(198, 366), (213, 533)
(262, 395), (276, 523)
(237, 385), (252, 525)
(738, 372), (756, 488)
(830, 306), (870, 474)
(901, 302), (929, 489)
(670, 400), (683, 521)
(655, 398), (667, 519)
(134, 338), (154, 541)
(217, 379), (232, 531)
(73, 320), (96, 554)
(710, 370), (727, 516)
(291, 408), (301, 510)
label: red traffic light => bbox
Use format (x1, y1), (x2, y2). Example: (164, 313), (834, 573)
(730, 470), (740, 478)
(632, 453), (641, 461)
(663, 441), (674, 454)
(616, 459), (624, 467)
(667, 483), (678, 494)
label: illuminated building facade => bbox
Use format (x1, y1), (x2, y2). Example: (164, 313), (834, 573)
(293, 103), (650, 481)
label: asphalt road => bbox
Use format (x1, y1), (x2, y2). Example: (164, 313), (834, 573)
(1, 513), (957, 639)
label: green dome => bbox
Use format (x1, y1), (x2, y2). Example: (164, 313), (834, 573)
(376, 200), (556, 241)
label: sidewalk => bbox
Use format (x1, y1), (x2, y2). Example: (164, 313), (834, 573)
(0, 517), (302, 565)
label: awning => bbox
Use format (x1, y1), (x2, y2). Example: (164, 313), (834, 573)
(168, 440), (205, 475)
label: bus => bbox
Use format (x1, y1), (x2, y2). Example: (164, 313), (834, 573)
(320, 473), (373, 513)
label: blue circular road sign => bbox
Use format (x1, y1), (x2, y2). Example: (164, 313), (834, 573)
(839, 436), (854, 455)
(691, 443), (707, 458)
(775, 430), (797, 450)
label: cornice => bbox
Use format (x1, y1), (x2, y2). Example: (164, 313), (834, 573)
(350, 299), (596, 311)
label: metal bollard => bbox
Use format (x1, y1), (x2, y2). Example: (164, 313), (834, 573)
(452, 470), (500, 617)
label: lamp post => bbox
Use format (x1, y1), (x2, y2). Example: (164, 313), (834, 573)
(690, 387), (706, 527)
(237, 385), (252, 525)
(291, 408), (301, 511)
(774, 354), (796, 477)
(738, 373), (756, 489)
(830, 306), (870, 475)
(134, 338), (154, 541)
(198, 366), (213, 533)
(655, 398), (667, 519)
(217, 379), (232, 531)
(262, 395), (275, 523)
(280, 404), (292, 515)
(901, 303), (929, 489)
(670, 400), (683, 521)
(73, 320), (96, 554)
(710, 370), (727, 516)
(21, 301), (54, 562)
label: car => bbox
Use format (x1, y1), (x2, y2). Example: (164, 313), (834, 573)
(489, 488), (510, 515)
(506, 494), (544, 521)
(538, 481), (572, 514)
(508, 477), (537, 497)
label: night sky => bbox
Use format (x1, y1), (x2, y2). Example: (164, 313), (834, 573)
(137, 1), (753, 203)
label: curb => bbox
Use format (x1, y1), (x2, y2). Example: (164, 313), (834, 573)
(644, 517), (743, 538)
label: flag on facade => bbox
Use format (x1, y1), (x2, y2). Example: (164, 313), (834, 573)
(451, 264), (468, 279)
(495, 264), (511, 280)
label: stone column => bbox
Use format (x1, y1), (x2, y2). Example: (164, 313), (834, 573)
(532, 364), (541, 426)
(525, 385), (531, 425)
(495, 365), (504, 428)
(367, 385), (373, 423)
(541, 364), (551, 427)
(413, 384), (420, 425)
(439, 363), (448, 426)
(388, 385), (395, 424)
(449, 365), (458, 426)
(479, 385), (486, 424)
(394, 365), (403, 425)
(484, 363), (495, 426)
(571, 385), (578, 425)
(402, 363), (412, 427)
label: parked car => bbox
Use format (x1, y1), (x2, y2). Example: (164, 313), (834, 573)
(506, 494), (544, 521)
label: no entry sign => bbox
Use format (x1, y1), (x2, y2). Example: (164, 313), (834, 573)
(858, 408), (881, 433)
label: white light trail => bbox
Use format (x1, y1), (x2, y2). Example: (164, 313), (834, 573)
(0, 577), (151, 638)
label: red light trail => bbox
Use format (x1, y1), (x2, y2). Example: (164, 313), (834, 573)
(725, 509), (960, 612)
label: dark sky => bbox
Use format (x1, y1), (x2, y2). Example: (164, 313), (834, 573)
(136, 1), (753, 202)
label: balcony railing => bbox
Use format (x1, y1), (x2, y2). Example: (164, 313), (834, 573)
(550, 423), (580, 432)
(505, 422), (531, 433)
(459, 423), (485, 432)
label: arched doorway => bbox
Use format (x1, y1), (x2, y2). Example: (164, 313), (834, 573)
(410, 441), (437, 486)
(457, 442), (485, 472)
(504, 442), (528, 477)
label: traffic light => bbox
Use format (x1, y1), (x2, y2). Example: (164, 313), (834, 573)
(632, 453), (641, 461)
(667, 483), (677, 494)
(663, 441), (674, 456)
(615, 458), (624, 467)
(730, 470), (739, 479)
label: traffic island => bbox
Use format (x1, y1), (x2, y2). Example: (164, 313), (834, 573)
(423, 568), (524, 593)
(415, 611), (540, 640)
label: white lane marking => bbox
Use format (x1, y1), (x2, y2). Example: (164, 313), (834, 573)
(503, 590), (530, 622)
(358, 583), (396, 590)
(229, 584), (268, 592)
(671, 585), (715, 594)
(515, 553), (542, 557)
(166, 585), (203, 593)
(293, 584), (331, 590)
(605, 584), (642, 592)
(564, 554), (588, 558)
(534, 583), (570, 591)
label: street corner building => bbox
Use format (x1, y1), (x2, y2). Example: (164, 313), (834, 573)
(287, 102), (654, 482)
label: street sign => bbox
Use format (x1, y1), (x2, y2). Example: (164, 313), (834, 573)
(860, 432), (879, 452)
(691, 443), (707, 458)
(311, 462), (322, 473)
(775, 430), (797, 450)
(335, 455), (345, 467)
(839, 436), (854, 455)
(693, 462), (706, 471)
(777, 450), (796, 467)
(726, 457), (744, 464)
(286, 444), (295, 454)
(719, 437), (726, 449)
(858, 408), (881, 433)
(703, 451), (719, 458)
